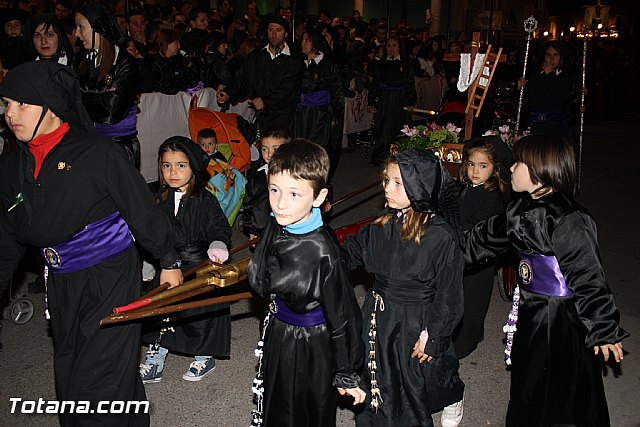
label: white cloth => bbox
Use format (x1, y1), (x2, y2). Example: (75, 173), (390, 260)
(457, 53), (486, 92)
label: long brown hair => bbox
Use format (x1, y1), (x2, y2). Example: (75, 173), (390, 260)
(459, 139), (506, 193)
(157, 145), (199, 203)
(372, 157), (434, 244)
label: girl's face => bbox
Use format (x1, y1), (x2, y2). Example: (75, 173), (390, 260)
(260, 137), (285, 164)
(75, 13), (99, 50)
(383, 163), (410, 211)
(161, 150), (193, 192)
(466, 150), (494, 186)
(165, 40), (180, 57)
(33, 23), (60, 59)
(3, 97), (61, 142)
(510, 162), (540, 195)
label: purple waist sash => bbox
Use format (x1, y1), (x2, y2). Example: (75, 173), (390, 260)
(269, 297), (326, 327)
(529, 110), (562, 125)
(186, 80), (205, 95)
(40, 211), (134, 274)
(300, 90), (331, 107)
(94, 106), (137, 138)
(517, 252), (573, 297)
(379, 84), (405, 91)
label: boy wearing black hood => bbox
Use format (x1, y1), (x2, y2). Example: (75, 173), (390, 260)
(0, 61), (181, 427)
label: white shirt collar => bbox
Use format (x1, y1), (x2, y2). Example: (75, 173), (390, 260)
(387, 55), (400, 61)
(263, 42), (291, 60)
(306, 51), (324, 66)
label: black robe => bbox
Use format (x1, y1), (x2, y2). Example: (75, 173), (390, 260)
(74, 50), (141, 168)
(0, 127), (179, 427)
(453, 185), (504, 359)
(466, 191), (628, 427)
(236, 46), (303, 130)
(139, 53), (197, 95)
(343, 213), (465, 427)
(523, 67), (575, 138)
(248, 218), (363, 427)
(294, 55), (344, 161)
(241, 160), (269, 237)
(368, 57), (416, 164)
(142, 188), (232, 357)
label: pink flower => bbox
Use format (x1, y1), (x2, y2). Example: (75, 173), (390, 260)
(446, 123), (462, 134)
(401, 125), (417, 137)
(498, 124), (510, 134)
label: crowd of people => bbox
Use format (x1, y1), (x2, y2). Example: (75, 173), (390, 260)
(0, 1), (632, 427)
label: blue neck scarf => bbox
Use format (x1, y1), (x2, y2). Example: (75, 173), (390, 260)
(284, 207), (323, 234)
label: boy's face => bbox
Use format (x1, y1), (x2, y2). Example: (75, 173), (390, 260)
(4, 20), (22, 38)
(268, 171), (328, 227)
(198, 137), (217, 155)
(510, 162), (539, 195)
(260, 137), (285, 164)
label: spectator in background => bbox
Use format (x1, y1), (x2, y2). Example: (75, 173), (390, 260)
(54, 0), (73, 21)
(189, 7), (209, 31)
(127, 9), (149, 58)
(237, 14), (302, 130)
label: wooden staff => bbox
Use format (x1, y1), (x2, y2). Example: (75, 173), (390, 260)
(113, 257), (250, 314)
(101, 292), (254, 325)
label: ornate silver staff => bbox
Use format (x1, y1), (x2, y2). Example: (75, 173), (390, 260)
(515, 16), (538, 134)
(577, 25), (588, 192)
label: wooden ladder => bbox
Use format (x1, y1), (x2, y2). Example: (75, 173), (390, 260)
(466, 45), (503, 117)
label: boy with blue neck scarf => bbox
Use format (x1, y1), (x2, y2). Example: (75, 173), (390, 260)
(248, 139), (365, 427)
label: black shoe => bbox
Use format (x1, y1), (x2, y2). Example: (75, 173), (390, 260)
(28, 277), (45, 294)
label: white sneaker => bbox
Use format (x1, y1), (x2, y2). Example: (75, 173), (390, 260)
(441, 396), (464, 427)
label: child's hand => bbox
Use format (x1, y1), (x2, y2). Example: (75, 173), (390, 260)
(594, 342), (624, 363)
(411, 338), (433, 364)
(338, 387), (366, 405)
(160, 268), (183, 289)
(208, 241), (229, 263)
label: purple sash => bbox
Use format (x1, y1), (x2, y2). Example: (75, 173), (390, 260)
(300, 90), (330, 107)
(517, 252), (573, 297)
(379, 84), (404, 91)
(40, 211), (134, 274)
(269, 297), (326, 327)
(528, 110), (562, 125)
(94, 106), (137, 138)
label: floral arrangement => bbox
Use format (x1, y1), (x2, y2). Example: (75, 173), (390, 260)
(483, 124), (529, 149)
(394, 122), (462, 152)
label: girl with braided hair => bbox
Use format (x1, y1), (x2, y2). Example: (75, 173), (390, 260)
(343, 149), (465, 427)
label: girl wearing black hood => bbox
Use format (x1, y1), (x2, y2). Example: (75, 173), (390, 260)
(343, 149), (465, 427)
(73, 3), (142, 169)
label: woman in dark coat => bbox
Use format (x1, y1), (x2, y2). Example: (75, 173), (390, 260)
(295, 29), (344, 180)
(140, 28), (196, 95)
(368, 36), (415, 166)
(73, 4), (142, 169)
(24, 14), (75, 65)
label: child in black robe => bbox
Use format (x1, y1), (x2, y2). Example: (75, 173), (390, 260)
(452, 137), (508, 359)
(0, 60), (182, 427)
(248, 139), (365, 426)
(343, 149), (465, 427)
(140, 136), (231, 383)
(466, 134), (627, 426)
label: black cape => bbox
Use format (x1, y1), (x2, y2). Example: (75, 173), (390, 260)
(248, 218), (363, 426)
(466, 191), (628, 426)
(343, 213), (465, 426)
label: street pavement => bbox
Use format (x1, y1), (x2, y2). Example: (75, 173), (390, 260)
(0, 112), (639, 427)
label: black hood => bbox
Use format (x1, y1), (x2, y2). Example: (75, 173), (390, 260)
(0, 60), (94, 132)
(393, 149), (452, 213)
(159, 136), (209, 174)
(77, 3), (126, 46)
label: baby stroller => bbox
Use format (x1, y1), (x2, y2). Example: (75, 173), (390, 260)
(2, 280), (35, 326)
(188, 98), (251, 225)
